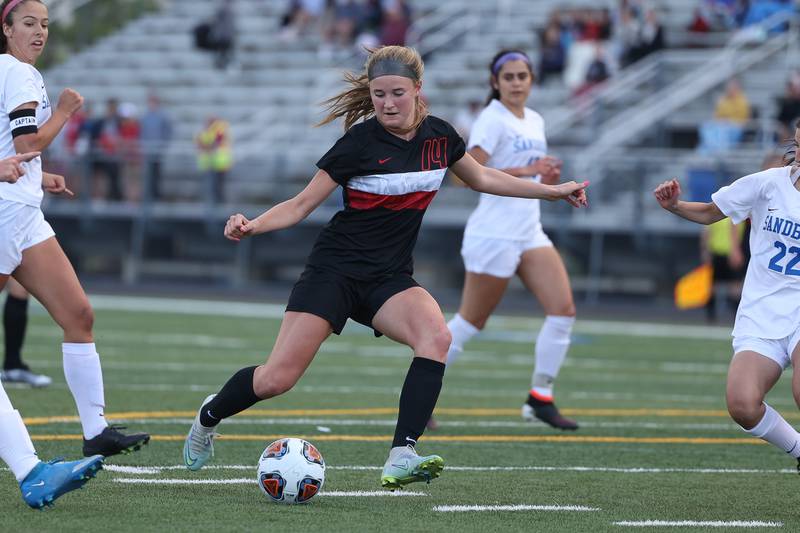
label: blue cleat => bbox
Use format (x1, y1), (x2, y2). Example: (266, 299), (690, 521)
(19, 455), (104, 510)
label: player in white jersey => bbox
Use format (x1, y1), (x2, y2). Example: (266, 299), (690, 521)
(655, 126), (800, 469)
(442, 49), (579, 430)
(0, 0), (149, 509)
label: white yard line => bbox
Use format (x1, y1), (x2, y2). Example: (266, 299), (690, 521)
(27, 294), (733, 341)
(433, 504), (600, 512)
(614, 520), (782, 528)
(98, 464), (796, 476)
(111, 478), (425, 497)
(94, 417), (742, 432)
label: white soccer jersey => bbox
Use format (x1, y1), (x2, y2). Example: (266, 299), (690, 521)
(711, 166), (800, 339)
(464, 99), (548, 240)
(0, 54), (49, 207)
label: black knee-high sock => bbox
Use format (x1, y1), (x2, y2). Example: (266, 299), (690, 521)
(199, 366), (261, 427)
(3, 294), (28, 370)
(392, 357), (445, 448)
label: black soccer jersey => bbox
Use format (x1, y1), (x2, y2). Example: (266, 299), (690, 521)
(310, 115), (466, 280)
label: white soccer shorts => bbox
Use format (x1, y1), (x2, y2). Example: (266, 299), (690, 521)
(461, 224), (553, 278)
(732, 329), (800, 370)
(0, 200), (55, 275)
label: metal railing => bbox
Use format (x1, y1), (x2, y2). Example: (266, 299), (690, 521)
(572, 10), (800, 181)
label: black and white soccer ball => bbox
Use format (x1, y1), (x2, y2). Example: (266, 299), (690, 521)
(257, 438), (325, 504)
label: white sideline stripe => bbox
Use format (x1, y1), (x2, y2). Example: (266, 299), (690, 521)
(94, 417), (742, 432)
(38, 294), (732, 340)
(6, 380), (742, 404)
(95, 464), (796, 476)
(614, 520), (782, 528)
(111, 478), (425, 496)
(434, 504), (600, 513)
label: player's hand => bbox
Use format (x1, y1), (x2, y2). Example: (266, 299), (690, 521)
(533, 156), (562, 185)
(654, 179), (682, 211)
(224, 213), (256, 242)
(0, 151), (39, 183)
(56, 88), (83, 117)
(42, 173), (73, 196)
(552, 180), (589, 208)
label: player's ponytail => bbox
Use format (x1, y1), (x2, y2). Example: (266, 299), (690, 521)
(485, 49), (534, 106)
(0, 0), (43, 54)
(318, 45), (428, 131)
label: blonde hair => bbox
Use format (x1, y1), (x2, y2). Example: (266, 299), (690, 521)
(318, 46), (428, 131)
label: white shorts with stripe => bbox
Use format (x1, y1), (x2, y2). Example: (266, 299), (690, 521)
(461, 223), (553, 278)
(0, 200), (54, 275)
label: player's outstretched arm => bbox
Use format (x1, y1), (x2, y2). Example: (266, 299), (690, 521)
(224, 170), (338, 242)
(653, 178), (725, 225)
(450, 153), (588, 208)
(0, 151), (39, 183)
(12, 89), (83, 154)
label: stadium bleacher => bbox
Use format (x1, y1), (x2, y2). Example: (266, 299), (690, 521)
(39, 0), (800, 299)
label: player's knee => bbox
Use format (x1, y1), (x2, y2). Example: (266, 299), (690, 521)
(726, 392), (762, 427)
(550, 303), (576, 317)
(67, 302), (94, 335)
(427, 324), (452, 362)
(254, 371), (297, 399)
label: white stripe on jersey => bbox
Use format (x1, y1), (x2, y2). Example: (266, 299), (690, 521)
(347, 168), (447, 196)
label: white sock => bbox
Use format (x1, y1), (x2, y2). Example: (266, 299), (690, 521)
(744, 403), (800, 458)
(0, 385), (40, 482)
(531, 315), (575, 399)
(63, 343), (108, 439)
(446, 314), (479, 365)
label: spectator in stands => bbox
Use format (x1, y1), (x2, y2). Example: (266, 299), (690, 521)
(653, 124), (800, 474)
(181, 45), (588, 491)
(538, 23), (566, 84)
(379, 0), (411, 46)
(776, 70), (800, 139)
(441, 49), (580, 431)
(627, 8), (664, 63)
(210, 0), (235, 69)
(140, 93), (173, 201)
(195, 116), (232, 205)
(319, 0), (365, 60)
(0, 0), (150, 509)
(118, 102), (140, 201)
(698, 78), (751, 155)
(701, 214), (745, 322)
(742, 0), (796, 31)
(573, 43), (611, 98)
(87, 98), (124, 200)
(688, 6), (712, 33)
(279, 0), (326, 41)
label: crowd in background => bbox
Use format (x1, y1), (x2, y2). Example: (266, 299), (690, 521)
(278, 0), (413, 60)
(46, 0), (800, 205)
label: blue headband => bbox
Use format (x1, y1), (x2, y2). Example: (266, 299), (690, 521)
(491, 52), (531, 75)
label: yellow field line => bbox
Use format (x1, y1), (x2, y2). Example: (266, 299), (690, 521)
(29, 434), (765, 445)
(23, 407), (751, 426)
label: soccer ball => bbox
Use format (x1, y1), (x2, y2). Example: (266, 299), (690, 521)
(257, 438), (325, 504)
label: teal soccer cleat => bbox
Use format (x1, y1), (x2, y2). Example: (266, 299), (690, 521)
(183, 394), (218, 471)
(380, 445), (444, 490)
(19, 455), (104, 509)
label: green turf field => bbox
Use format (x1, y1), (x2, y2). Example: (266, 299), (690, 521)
(0, 296), (795, 532)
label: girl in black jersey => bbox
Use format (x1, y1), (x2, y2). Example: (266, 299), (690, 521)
(183, 45), (588, 489)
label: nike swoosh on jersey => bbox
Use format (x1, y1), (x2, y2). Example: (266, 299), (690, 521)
(378, 157), (392, 164)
